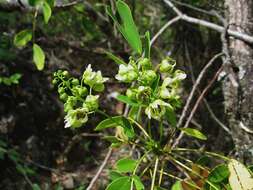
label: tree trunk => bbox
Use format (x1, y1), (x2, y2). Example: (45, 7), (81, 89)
(224, 0), (253, 163)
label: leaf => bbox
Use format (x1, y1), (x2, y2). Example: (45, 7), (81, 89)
(116, 157), (137, 173)
(171, 181), (182, 190)
(116, 95), (140, 107)
(106, 176), (131, 190)
(107, 1), (142, 54)
(95, 116), (135, 138)
(208, 164), (229, 183)
(43, 2), (52, 24)
(105, 51), (127, 65)
(144, 31), (151, 59)
(179, 128), (207, 140)
(109, 170), (124, 181)
(228, 159), (253, 190)
(133, 175), (144, 190)
(14, 30), (32, 47)
(33, 43), (45, 70)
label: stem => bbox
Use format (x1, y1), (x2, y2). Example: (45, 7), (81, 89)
(151, 157), (159, 190)
(128, 117), (151, 139)
(32, 9), (38, 44)
(173, 148), (230, 161)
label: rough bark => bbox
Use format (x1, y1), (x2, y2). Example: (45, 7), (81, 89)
(224, 0), (253, 163)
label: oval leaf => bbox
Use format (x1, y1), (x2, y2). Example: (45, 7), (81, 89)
(228, 159), (253, 190)
(116, 158), (137, 173)
(14, 30), (32, 47)
(33, 44), (45, 71)
(171, 181), (182, 190)
(43, 2), (52, 24)
(115, 1), (142, 54)
(133, 175), (144, 190)
(116, 95), (140, 107)
(180, 128), (207, 140)
(106, 176), (131, 190)
(208, 164), (229, 183)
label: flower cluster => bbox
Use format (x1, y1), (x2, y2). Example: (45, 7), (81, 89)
(115, 57), (186, 120)
(52, 65), (108, 128)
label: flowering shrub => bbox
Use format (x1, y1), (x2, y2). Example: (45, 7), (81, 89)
(52, 1), (253, 190)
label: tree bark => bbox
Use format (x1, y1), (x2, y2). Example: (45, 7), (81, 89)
(224, 0), (253, 163)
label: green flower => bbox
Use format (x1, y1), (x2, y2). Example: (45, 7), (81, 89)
(64, 96), (78, 112)
(115, 64), (138, 83)
(138, 58), (152, 70)
(139, 70), (157, 85)
(173, 70), (187, 81)
(85, 95), (99, 111)
(82, 64), (108, 91)
(159, 57), (176, 73)
(145, 99), (173, 120)
(64, 107), (89, 128)
(126, 88), (137, 101)
(136, 86), (152, 104)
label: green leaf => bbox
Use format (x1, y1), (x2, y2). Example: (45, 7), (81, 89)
(171, 181), (182, 190)
(128, 106), (140, 121)
(132, 175), (144, 190)
(116, 95), (140, 107)
(228, 159), (253, 190)
(95, 116), (135, 138)
(208, 164), (229, 183)
(144, 31), (151, 59)
(14, 30), (32, 47)
(116, 157), (137, 173)
(43, 2), (52, 24)
(33, 43), (45, 70)
(179, 128), (207, 140)
(106, 176), (131, 190)
(105, 51), (127, 65)
(95, 116), (125, 131)
(196, 155), (211, 166)
(109, 170), (124, 181)
(116, 0), (142, 54)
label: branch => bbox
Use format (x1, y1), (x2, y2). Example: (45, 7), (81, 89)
(86, 148), (113, 190)
(177, 53), (224, 128)
(172, 65), (224, 148)
(163, 0), (253, 44)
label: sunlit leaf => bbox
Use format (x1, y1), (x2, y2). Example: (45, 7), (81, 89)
(179, 128), (207, 140)
(106, 176), (131, 190)
(228, 159), (253, 190)
(116, 157), (137, 173)
(14, 30), (32, 47)
(43, 2), (52, 24)
(105, 51), (127, 65)
(133, 175), (144, 190)
(208, 164), (229, 183)
(33, 43), (45, 70)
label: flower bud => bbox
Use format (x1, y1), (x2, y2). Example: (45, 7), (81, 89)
(60, 93), (68, 101)
(139, 58), (152, 70)
(139, 70), (157, 85)
(136, 86), (152, 104)
(52, 78), (58, 85)
(85, 95), (99, 111)
(159, 58), (176, 73)
(71, 79), (79, 86)
(93, 83), (105, 92)
(126, 88), (137, 100)
(62, 71), (69, 77)
(58, 87), (65, 94)
(78, 87), (88, 97)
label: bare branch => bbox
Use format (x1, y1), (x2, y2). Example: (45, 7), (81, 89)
(163, 0), (253, 44)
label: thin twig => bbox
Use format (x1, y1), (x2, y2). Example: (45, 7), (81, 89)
(162, 0), (253, 44)
(184, 42), (231, 135)
(173, 66), (224, 148)
(150, 16), (181, 45)
(86, 148), (113, 190)
(177, 53), (224, 128)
